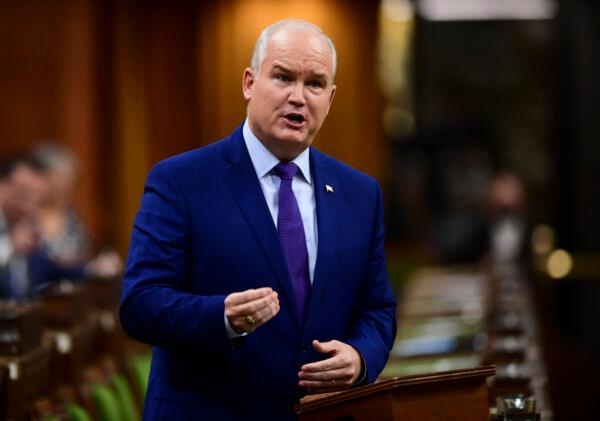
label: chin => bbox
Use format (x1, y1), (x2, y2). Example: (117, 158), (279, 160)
(269, 136), (309, 159)
(275, 129), (308, 145)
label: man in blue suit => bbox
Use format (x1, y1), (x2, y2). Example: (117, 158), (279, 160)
(120, 19), (396, 420)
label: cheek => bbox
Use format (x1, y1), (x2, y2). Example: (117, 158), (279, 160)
(309, 100), (330, 122)
(257, 93), (282, 114)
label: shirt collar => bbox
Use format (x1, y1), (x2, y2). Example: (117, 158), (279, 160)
(242, 119), (312, 184)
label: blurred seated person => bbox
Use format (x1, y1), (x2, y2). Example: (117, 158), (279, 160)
(33, 143), (122, 278)
(0, 154), (47, 298)
(485, 171), (529, 265)
(33, 143), (92, 267)
(0, 153), (121, 300)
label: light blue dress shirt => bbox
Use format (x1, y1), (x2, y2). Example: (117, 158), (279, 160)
(242, 120), (318, 280)
(225, 120), (318, 337)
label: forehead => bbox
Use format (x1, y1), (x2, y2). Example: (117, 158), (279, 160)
(264, 28), (333, 74)
(10, 164), (44, 185)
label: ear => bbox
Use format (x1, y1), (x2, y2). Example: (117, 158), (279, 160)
(326, 84), (337, 114)
(242, 68), (255, 100)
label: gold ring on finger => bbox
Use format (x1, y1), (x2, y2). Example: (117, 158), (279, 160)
(245, 315), (256, 325)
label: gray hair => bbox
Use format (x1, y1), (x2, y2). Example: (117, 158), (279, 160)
(250, 19), (337, 82)
(33, 142), (79, 173)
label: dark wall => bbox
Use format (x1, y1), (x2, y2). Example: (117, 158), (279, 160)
(554, 0), (600, 252)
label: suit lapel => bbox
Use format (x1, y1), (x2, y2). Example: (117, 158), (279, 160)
(304, 149), (338, 332)
(221, 127), (301, 332)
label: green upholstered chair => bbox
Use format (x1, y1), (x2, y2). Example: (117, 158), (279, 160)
(91, 383), (122, 421)
(113, 374), (139, 421)
(130, 353), (151, 401)
(66, 403), (92, 421)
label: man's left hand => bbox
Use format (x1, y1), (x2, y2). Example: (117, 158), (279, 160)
(298, 339), (362, 394)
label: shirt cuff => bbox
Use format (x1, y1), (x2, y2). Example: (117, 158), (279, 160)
(224, 312), (247, 339)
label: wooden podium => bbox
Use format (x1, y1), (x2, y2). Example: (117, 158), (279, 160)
(295, 366), (495, 421)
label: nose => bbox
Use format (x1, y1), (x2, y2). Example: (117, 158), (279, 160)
(288, 82), (306, 107)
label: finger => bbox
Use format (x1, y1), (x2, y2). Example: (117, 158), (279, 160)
(232, 290), (278, 312)
(228, 299), (280, 333)
(300, 354), (346, 373)
(230, 293), (278, 317)
(230, 313), (260, 333)
(298, 368), (353, 382)
(252, 300), (280, 324)
(226, 292), (278, 317)
(312, 339), (339, 354)
(225, 287), (274, 306)
(248, 302), (280, 329)
(225, 288), (274, 307)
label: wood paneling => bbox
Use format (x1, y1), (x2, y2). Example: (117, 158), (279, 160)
(0, 0), (102, 238)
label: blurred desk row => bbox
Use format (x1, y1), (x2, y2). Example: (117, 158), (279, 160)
(381, 263), (553, 420)
(1, 264), (554, 420)
(0, 278), (149, 421)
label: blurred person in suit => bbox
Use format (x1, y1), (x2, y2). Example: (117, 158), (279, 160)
(0, 155), (50, 298)
(120, 19), (396, 420)
(0, 159), (21, 294)
(0, 167), (10, 287)
(0, 153), (122, 300)
(485, 171), (529, 265)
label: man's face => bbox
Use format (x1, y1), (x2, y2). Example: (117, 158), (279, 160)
(243, 27), (336, 161)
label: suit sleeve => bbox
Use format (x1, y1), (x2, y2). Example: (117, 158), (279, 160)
(119, 162), (229, 352)
(345, 181), (397, 383)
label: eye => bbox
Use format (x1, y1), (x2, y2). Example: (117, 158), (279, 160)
(307, 80), (324, 88)
(275, 74), (290, 82)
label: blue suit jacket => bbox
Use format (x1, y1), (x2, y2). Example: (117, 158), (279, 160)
(120, 125), (396, 420)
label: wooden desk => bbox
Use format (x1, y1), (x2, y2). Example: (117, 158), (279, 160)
(0, 302), (43, 356)
(296, 366), (495, 421)
(0, 340), (54, 421)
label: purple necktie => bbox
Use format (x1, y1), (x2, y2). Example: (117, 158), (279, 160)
(274, 162), (311, 321)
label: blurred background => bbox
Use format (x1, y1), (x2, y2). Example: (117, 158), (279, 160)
(1, 0), (599, 420)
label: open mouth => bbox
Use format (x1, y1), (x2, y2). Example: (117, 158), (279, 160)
(284, 113), (306, 126)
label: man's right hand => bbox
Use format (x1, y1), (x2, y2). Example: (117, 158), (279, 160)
(225, 287), (280, 333)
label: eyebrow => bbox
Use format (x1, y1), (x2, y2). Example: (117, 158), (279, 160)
(272, 64), (328, 81)
(311, 72), (327, 80)
(272, 64), (293, 74)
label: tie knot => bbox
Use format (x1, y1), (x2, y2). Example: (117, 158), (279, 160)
(274, 162), (299, 181)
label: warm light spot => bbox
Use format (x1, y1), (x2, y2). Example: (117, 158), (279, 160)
(382, 0), (414, 22)
(547, 249), (573, 279)
(531, 224), (555, 255)
(418, 0), (557, 21)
